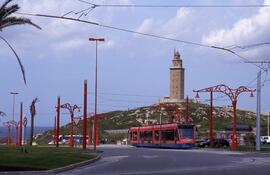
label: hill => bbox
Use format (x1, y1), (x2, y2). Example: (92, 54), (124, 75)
(34, 101), (268, 144)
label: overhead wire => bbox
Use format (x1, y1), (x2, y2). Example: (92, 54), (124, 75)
(14, 4), (270, 111)
(77, 1), (270, 8)
(15, 12), (264, 69)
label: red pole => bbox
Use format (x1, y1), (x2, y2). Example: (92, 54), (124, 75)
(54, 115), (56, 144)
(8, 126), (10, 145)
(186, 96), (189, 123)
(19, 102), (23, 146)
(56, 96), (60, 148)
(231, 100), (237, 150)
(70, 113), (74, 148)
(96, 118), (99, 145)
(83, 80), (87, 150)
(210, 91), (213, 147)
(16, 125), (19, 145)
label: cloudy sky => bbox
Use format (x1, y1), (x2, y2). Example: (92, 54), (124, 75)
(0, 0), (270, 126)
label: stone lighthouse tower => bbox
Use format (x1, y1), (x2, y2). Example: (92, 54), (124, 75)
(169, 50), (185, 102)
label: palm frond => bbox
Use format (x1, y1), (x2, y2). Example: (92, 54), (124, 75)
(0, 0), (12, 11)
(0, 111), (6, 116)
(0, 4), (19, 19)
(0, 35), (26, 84)
(0, 17), (42, 30)
(30, 97), (39, 117)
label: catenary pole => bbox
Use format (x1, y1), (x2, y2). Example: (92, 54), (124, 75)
(256, 70), (261, 151)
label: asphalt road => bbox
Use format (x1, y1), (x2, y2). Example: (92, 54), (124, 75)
(58, 145), (270, 175)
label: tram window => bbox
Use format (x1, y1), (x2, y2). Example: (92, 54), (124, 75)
(140, 132), (145, 140)
(161, 130), (174, 141)
(154, 131), (159, 141)
(139, 131), (152, 141)
(174, 130), (179, 140)
(133, 132), (137, 141)
(145, 131), (152, 141)
(179, 128), (193, 139)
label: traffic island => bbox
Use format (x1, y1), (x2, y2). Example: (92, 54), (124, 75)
(0, 146), (100, 172)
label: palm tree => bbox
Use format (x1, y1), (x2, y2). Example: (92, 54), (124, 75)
(29, 97), (39, 146)
(0, 110), (6, 122)
(0, 0), (41, 84)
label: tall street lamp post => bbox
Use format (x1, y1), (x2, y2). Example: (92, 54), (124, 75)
(10, 92), (18, 144)
(89, 37), (105, 151)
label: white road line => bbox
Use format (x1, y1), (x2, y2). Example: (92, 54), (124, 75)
(141, 155), (158, 159)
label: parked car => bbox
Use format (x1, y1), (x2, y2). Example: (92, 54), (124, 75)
(197, 139), (210, 147)
(197, 138), (229, 148)
(214, 138), (230, 147)
(261, 136), (270, 144)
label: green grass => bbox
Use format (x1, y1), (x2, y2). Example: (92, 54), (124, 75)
(0, 146), (96, 171)
(236, 145), (270, 152)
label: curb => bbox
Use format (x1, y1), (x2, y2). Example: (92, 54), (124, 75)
(49, 154), (101, 174)
(0, 155), (101, 175)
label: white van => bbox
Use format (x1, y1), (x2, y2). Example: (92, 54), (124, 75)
(261, 136), (270, 144)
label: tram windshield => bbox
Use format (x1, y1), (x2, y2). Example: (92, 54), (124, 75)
(179, 126), (193, 139)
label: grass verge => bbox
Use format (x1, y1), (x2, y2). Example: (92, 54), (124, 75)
(0, 146), (96, 171)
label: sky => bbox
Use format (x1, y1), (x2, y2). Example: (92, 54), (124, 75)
(0, 0), (270, 127)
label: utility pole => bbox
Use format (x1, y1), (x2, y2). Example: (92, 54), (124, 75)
(267, 112), (270, 136)
(19, 102), (23, 146)
(256, 70), (261, 151)
(56, 96), (60, 148)
(83, 80), (87, 150)
(89, 37), (105, 151)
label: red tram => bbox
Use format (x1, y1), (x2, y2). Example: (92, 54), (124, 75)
(129, 123), (195, 149)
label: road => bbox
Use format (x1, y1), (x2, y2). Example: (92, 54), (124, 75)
(59, 145), (270, 175)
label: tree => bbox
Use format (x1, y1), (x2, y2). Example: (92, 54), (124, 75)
(0, 0), (41, 84)
(0, 110), (6, 122)
(29, 97), (39, 146)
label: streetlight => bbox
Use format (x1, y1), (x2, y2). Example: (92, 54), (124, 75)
(10, 92), (18, 145)
(194, 84), (255, 150)
(89, 37), (105, 151)
(60, 103), (80, 148)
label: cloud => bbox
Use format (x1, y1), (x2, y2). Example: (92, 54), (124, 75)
(4, 0), (124, 59)
(136, 19), (154, 33)
(135, 8), (192, 38)
(53, 38), (86, 52)
(102, 40), (115, 49)
(202, 0), (270, 59)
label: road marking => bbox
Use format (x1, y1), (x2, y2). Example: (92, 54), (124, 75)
(102, 156), (129, 162)
(141, 155), (158, 159)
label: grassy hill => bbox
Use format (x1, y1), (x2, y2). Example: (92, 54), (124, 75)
(34, 101), (268, 144)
